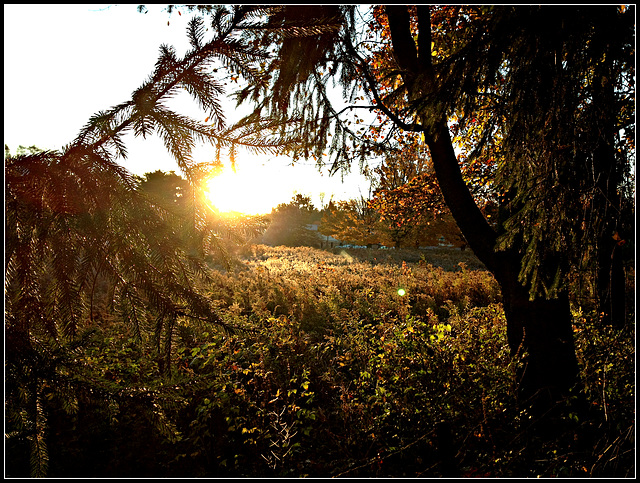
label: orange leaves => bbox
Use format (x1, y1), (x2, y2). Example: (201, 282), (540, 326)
(316, 261), (336, 272)
(612, 232), (626, 246)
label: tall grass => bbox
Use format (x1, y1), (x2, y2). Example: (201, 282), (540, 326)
(6, 245), (634, 478)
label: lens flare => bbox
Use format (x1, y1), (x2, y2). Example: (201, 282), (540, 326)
(205, 166), (280, 215)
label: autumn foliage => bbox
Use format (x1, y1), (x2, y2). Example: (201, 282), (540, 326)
(5, 5), (634, 479)
(6, 246), (633, 477)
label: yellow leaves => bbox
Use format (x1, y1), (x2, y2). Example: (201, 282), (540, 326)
(430, 323), (452, 342)
(337, 352), (352, 367)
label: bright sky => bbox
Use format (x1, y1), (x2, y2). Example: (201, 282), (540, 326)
(4, 4), (372, 214)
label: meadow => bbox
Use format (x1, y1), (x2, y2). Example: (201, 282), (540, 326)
(7, 245), (634, 478)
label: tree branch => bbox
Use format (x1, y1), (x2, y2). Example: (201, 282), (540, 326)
(385, 6), (499, 271)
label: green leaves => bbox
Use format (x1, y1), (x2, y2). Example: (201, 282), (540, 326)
(5, 243), (633, 477)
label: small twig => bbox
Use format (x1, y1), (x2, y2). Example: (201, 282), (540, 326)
(333, 427), (438, 477)
(601, 357), (608, 422)
(176, 310), (259, 333)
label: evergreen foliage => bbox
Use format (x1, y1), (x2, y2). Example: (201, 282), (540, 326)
(5, 8), (281, 476)
(231, 5), (388, 173)
(480, 7), (636, 300)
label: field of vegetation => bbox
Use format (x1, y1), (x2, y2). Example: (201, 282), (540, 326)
(6, 245), (633, 478)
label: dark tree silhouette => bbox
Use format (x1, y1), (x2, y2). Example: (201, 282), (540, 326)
(262, 194), (320, 247)
(5, 8), (287, 476)
(225, 5), (635, 406)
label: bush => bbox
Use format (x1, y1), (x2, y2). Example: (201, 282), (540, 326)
(6, 246), (634, 478)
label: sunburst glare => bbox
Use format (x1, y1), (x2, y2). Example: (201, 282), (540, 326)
(204, 165), (285, 215)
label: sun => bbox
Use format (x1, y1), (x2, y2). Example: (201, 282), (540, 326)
(204, 165), (283, 215)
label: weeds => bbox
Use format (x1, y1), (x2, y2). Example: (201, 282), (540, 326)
(6, 246), (634, 478)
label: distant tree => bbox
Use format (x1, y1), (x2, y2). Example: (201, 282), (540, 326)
(371, 172), (466, 249)
(138, 169), (191, 208)
(262, 194), (320, 247)
(6, 144), (45, 156)
(373, 143), (430, 192)
(320, 197), (383, 247)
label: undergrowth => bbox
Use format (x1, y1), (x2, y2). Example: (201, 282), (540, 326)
(5, 246), (634, 477)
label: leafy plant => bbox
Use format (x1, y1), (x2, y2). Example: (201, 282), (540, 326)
(6, 244), (633, 477)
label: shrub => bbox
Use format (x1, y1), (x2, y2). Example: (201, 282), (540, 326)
(6, 246), (634, 478)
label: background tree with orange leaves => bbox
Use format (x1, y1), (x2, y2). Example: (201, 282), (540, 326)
(229, 5), (635, 405)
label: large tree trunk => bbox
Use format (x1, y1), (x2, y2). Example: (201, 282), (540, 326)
(428, 121), (580, 405)
(590, 16), (628, 328)
(385, 5), (580, 403)
(597, 241), (627, 327)
(493, 251), (579, 405)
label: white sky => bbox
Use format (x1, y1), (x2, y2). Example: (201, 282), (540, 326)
(4, 4), (372, 213)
